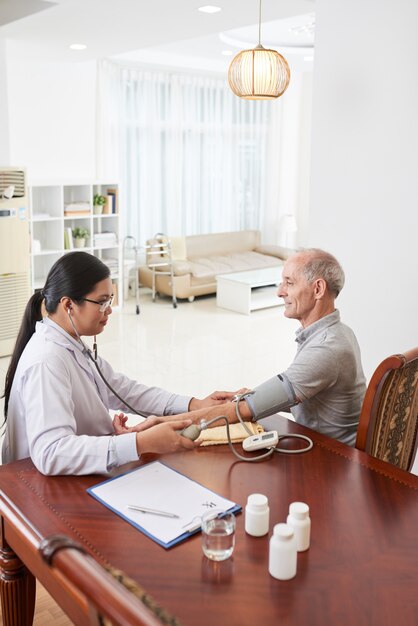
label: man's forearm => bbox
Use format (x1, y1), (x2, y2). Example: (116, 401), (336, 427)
(183, 400), (253, 426)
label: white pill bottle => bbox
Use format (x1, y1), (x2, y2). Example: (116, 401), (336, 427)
(245, 493), (270, 537)
(286, 501), (311, 552)
(268, 523), (297, 580)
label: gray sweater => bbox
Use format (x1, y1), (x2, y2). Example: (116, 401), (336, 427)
(283, 310), (366, 446)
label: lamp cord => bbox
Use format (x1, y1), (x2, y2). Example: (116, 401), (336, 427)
(258, 0), (262, 46)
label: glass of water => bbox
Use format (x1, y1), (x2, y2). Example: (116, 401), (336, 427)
(201, 510), (236, 561)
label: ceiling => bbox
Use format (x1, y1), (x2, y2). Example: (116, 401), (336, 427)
(0, 0), (315, 70)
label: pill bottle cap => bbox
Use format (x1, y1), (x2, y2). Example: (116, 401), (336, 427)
(273, 523), (294, 540)
(247, 493), (268, 510)
(289, 502), (309, 519)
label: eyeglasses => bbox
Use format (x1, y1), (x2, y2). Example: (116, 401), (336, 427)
(82, 295), (114, 312)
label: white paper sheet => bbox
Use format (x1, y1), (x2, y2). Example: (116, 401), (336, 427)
(88, 461), (240, 548)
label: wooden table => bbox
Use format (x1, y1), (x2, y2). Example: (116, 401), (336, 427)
(1, 416), (418, 626)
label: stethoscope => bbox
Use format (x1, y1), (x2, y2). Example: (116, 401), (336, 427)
(67, 307), (149, 418)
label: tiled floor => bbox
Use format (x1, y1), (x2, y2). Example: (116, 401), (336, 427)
(96, 290), (299, 399)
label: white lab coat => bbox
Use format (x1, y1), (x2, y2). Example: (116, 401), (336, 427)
(2, 318), (190, 476)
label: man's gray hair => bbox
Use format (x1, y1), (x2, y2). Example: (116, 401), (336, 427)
(297, 249), (345, 297)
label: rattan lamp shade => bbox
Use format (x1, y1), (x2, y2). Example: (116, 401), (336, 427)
(228, 44), (291, 100)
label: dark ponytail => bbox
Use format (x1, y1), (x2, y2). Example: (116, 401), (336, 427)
(2, 251), (110, 420)
(3, 291), (44, 419)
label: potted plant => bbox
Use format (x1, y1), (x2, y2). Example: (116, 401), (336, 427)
(72, 227), (90, 248)
(93, 194), (106, 215)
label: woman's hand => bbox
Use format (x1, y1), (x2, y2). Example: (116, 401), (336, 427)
(188, 388), (250, 410)
(112, 412), (129, 434)
(135, 419), (200, 455)
(113, 413), (166, 434)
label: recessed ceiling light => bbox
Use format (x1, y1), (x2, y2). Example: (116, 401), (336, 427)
(222, 50), (233, 56)
(198, 5), (222, 14)
(69, 43), (87, 51)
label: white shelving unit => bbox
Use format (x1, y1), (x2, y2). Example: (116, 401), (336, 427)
(28, 181), (123, 306)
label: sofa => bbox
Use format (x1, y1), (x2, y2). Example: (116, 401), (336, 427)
(139, 230), (293, 301)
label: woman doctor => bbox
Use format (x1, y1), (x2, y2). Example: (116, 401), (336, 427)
(2, 252), (235, 476)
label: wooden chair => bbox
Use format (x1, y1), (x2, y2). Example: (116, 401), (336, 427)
(39, 535), (183, 626)
(356, 347), (418, 471)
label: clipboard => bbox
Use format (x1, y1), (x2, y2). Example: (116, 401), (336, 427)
(87, 461), (241, 549)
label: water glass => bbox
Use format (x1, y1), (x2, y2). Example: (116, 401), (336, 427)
(201, 510), (236, 561)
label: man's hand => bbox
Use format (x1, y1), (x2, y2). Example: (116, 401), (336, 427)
(135, 419), (200, 455)
(189, 388), (250, 410)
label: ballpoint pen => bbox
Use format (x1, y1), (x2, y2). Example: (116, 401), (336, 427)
(182, 515), (202, 532)
(127, 505), (179, 519)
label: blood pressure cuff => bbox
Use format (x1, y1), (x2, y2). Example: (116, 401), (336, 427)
(244, 374), (296, 421)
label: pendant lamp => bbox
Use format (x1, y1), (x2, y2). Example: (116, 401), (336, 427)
(228, 0), (290, 100)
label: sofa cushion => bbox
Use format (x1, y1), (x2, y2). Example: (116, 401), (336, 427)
(171, 260), (192, 276)
(188, 251), (283, 280)
(254, 245), (294, 260)
(186, 230), (261, 259)
(170, 236), (187, 260)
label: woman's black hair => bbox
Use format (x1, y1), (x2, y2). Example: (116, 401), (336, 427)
(2, 252), (110, 420)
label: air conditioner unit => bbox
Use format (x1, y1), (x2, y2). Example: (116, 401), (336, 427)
(0, 167), (30, 357)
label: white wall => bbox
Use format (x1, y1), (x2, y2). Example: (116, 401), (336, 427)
(0, 39), (11, 164)
(276, 70), (313, 248)
(309, 0), (418, 378)
(6, 41), (97, 181)
(261, 66), (313, 247)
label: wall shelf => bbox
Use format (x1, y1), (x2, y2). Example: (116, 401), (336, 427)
(29, 182), (122, 306)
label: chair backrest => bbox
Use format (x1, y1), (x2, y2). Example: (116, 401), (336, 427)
(356, 347), (418, 471)
(39, 535), (182, 626)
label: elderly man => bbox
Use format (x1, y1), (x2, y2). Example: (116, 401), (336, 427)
(180, 248), (366, 446)
(119, 249), (366, 445)
(268, 247), (366, 444)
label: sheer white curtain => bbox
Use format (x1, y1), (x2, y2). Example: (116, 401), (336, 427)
(97, 60), (308, 245)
